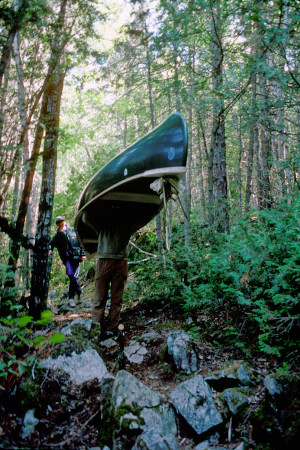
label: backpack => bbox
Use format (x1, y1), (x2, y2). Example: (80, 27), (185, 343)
(66, 227), (82, 260)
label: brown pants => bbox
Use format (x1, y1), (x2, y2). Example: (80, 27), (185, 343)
(92, 258), (128, 332)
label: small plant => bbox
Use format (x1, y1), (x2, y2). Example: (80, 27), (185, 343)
(0, 309), (65, 393)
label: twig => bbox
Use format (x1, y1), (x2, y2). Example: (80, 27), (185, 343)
(81, 408), (100, 429)
(243, 392), (265, 425)
(129, 240), (157, 257)
(31, 359), (37, 380)
(228, 417), (232, 442)
(128, 257), (155, 265)
(40, 368), (50, 389)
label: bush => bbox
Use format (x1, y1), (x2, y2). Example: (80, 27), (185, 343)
(129, 198), (300, 363)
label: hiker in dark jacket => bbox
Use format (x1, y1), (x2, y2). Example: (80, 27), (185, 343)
(49, 216), (86, 304)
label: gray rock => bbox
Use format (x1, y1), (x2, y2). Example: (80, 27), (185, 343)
(140, 331), (160, 343)
(134, 428), (179, 449)
(194, 441), (210, 450)
(235, 443), (245, 450)
(21, 409), (39, 439)
(40, 348), (108, 384)
(264, 375), (283, 396)
(103, 370), (177, 447)
(60, 318), (93, 336)
(170, 374), (222, 435)
(220, 388), (249, 415)
(205, 363), (254, 390)
(124, 342), (148, 364)
(167, 330), (198, 374)
(49, 290), (57, 299)
(100, 338), (118, 348)
(236, 365), (253, 386)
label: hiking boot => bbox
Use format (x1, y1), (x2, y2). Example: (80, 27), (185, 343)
(69, 298), (76, 307)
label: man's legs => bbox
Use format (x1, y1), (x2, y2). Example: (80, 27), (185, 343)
(92, 258), (111, 325)
(107, 259), (128, 333)
(66, 260), (81, 299)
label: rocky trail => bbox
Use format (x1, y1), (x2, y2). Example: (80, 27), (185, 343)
(0, 291), (299, 449)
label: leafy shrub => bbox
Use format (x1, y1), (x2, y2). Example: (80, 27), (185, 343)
(129, 198), (300, 363)
(0, 310), (65, 395)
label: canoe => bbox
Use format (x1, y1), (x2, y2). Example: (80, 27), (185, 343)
(74, 112), (188, 258)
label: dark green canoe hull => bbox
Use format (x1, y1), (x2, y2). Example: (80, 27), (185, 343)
(74, 112), (188, 258)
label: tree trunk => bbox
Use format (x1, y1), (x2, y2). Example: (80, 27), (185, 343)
(245, 64), (258, 211)
(0, 23), (18, 90)
(210, 3), (229, 232)
(145, 33), (163, 254)
(197, 121), (207, 221)
(258, 71), (272, 209)
(198, 117), (209, 222)
(30, 71), (65, 318)
(183, 102), (192, 246)
(6, 0), (69, 281)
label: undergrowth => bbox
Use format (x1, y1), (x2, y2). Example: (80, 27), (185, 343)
(127, 198), (300, 367)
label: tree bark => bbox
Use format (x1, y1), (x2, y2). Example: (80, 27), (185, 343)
(245, 64), (258, 211)
(258, 71), (272, 209)
(29, 71), (65, 318)
(210, 2), (229, 232)
(145, 29), (163, 254)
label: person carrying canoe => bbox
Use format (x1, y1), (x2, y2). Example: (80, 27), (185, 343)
(92, 222), (132, 339)
(48, 216), (86, 306)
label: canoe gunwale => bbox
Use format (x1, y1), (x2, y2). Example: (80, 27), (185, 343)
(75, 166), (187, 223)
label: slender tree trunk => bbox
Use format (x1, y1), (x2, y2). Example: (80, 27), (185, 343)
(0, 23), (18, 90)
(231, 108), (244, 214)
(258, 71), (272, 209)
(210, 3), (229, 232)
(198, 117), (209, 221)
(174, 46), (181, 113)
(183, 101), (192, 246)
(0, 52), (11, 158)
(22, 174), (40, 298)
(145, 33), (163, 254)
(197, 122), (207, 221)
(183, 48), (194, 246)
(273, 0), (290, 195)
(30, 71), (65, 318)
(245, 66), (258, 211)
(237, 113), (243, 214)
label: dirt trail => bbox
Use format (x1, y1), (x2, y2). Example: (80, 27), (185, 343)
(0, 294), (280, 449)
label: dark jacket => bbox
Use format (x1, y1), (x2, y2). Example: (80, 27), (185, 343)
(50, 225), (84, 264)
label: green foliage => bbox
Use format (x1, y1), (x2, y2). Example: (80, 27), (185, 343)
(0, 263), (22, 315)
(130, 199), (299, 362)
(0, 314), (36, 391)
(0, 307), (65, 394)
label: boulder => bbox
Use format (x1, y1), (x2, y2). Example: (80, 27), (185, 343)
(124, 341), (148, 364)
(101, 370), (177, 448)
(167, 330), (198, 374)
(134, 427), (178, 449)
(140, 331), (161, 344)
(60, 318), (93, 336)
(170, 374), (223, 435)
(264, 375), (283, 397)
(220, 388), (249, 415)
(40, 348), (108, 384)
(205, 363), (254, 391)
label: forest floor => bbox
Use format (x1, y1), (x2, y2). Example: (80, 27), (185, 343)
(0, 281), (291, 449)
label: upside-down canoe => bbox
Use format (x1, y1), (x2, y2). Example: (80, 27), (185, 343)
(74, 112), (188, 258)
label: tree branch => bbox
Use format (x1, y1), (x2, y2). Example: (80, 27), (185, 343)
(0, 216), (34, 249)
